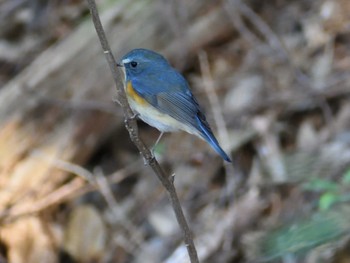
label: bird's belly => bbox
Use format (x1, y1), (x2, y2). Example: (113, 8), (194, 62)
(127, 95), (183, 132)
(125, 81), (197, 134)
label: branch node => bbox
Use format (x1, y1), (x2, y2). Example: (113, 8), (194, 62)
(112, 97), (121, 106)
(170, 173), (176, 184)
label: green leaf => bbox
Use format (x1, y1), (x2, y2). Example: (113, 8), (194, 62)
(255, 208), (350, 261)
(319, 192), (339, 211)
(302, 178), (339, 192)
(153, 143), (165, 155)
(341, 169), (350, 185)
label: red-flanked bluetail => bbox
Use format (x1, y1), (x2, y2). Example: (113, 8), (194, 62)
(118, 49), (231, 162)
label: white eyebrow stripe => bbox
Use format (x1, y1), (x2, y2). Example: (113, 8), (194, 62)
(122, 58), (132, 64)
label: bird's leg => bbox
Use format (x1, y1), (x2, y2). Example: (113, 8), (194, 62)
(129, 112), (140, 120)
(151, 132), (164, 156)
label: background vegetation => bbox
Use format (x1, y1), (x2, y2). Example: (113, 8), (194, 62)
(0, 0), (350, 262)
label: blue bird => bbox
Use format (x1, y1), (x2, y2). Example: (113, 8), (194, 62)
(118, 48), (231, 162)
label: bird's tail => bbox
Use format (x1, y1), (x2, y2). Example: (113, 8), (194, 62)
(196, 116), (231, 162)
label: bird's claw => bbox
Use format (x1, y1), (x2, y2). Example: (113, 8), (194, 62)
(129, 112), (139, 120)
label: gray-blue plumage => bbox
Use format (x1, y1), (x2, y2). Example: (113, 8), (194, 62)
(120, 48), (231, 162)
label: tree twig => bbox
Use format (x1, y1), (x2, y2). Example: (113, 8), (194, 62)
(86, 0), (199, 262)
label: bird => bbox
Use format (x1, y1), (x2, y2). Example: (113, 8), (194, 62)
(117, 48), (231, 162)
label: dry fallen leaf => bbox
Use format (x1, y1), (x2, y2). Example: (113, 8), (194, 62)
(0, 217), (57, 263)
(63, 205), (107, 262)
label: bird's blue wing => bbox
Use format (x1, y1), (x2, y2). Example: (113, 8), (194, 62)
(130, 69), (231, 162)
(131, 70), (201, 129)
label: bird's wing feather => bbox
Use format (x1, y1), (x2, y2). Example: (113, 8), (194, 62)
(130, 69), (231, 161)
(131, 70), (202, 130)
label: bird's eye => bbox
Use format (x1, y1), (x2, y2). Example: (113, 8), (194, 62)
(130, 61), (138, 68)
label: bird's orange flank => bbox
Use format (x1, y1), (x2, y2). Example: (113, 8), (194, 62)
(126, 81), (147, 105)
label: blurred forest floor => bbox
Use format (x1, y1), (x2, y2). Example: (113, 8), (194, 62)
(1, 0), (350, 263)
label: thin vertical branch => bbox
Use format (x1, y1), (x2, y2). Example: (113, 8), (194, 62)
(86, 0), (199, 262)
